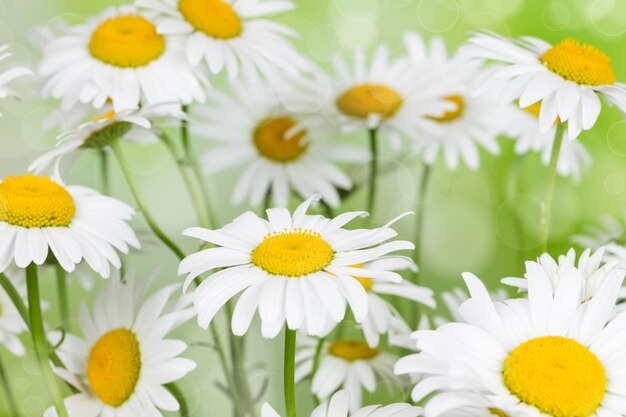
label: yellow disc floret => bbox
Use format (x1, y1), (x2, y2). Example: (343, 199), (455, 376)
(503, 336), (606, 417)
(87, 328), (142, 407)
(337, 84), (403, 119)
(251, 230), (334, 277)
(540, 38), (615, 86)
(350, 264), (373, 291)
(179, 0), (242, 39)
(488, 408), (510, 417)
(253, 117), (308, 163)
(89, 14), (165, 68)
(328, 340), (379, 361)
(0, 175), (75, 228)
(428, 95), (464, 122)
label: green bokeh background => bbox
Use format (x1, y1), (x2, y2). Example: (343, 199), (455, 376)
(2, 0), (626, 415)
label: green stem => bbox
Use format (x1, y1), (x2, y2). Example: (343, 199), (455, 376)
(209, 325), (246, 417)
(539, 123), (566, 254)
(0, 354), (19, 417)
(161, 132), (211, 229)
(111, 141), (185, 260)
(100, 149), (110, 195)
(26, 264), (69, 417)
(284, 328), (297, 417)
(55, 264), (70, 332)
(181, 109), (217, 228)
(310, 337), (326, 406)
(225, 302), (256, 417)
(165, 383), (189, 417)
(367, 129), (378, 215)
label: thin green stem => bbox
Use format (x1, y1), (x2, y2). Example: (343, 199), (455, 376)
(111, 141), (185, 260)
(367, 129), (378, 215)
(284, 328), (297, 417)
(100, 149), (110, 195)
(26, 264), (69, 417)
(161, 132), (211, 229)
(0, 354), (19, 417)
(165, 383), (189, 417)
(209, 325), (246, 417)
(55, 264), (70, 332)
(310, 337), (326, 406)
(539, 123), (566, 254)
(225, 302), (256, 417)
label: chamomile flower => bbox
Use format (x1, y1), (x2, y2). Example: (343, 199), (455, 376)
(296, 336), (400, 411)
(280, 45), (451, 149)
(45, 274), (195, 417)
(0, 174), (139, 277)
(39, 6), (206, 112)
(136, 0), (308, 80)
(0, 270), (28, 356)
(402, 33), (502, 170)
(194, 79), (368, 208)
(504, 102), (591, 182)
(465, 32), (626, 140)
(262, 390), (422, 417)
(0, 44), (32, 115)
(29, 104), (183, 174)
(573, 214), (626, 268)
(395, 267), (626, 417)
(178, 195), (415, 338)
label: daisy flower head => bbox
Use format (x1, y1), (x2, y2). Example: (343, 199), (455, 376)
(504, 102), (591, 182)
(464, 32), (626, 140)
(280, 45), (452, 150)
(0, 44), (32, 115)
(573, 214), (626, 268)
(178, 195), (415, 338)
(45, 273), (195, 417)
(38, 5), (206, 112)
(395, 265), (626, 417)
(0, 270), (29, 356)
(29, 103), (184, 175)
(0, 174), (139, 277)
(296, 336), (401, 411)
(135, 0), (309, 81)
(262, 390), (422, 417)
(194, 78), (368, 208)
(402, 33), (503, 170)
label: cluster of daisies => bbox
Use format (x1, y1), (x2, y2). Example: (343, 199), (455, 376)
(1, 1), (626, 417)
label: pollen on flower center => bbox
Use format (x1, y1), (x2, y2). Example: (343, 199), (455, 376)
(428, 95), (464, 122)
(89, 14), (165, 68)
(251, 230), (334, 277)
(540, 38), (615, 86)
(87, 328), (141, 407)
(503, 336), (606, 417)
(336, 83), (403, 119)
(253, 117), (308, 163)
(0, 175), (76, 228)
(329, 340), (379, 361)
(179, 0), (243, 39)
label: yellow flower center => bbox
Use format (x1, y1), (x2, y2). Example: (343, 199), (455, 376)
(503, 336), (606, 417)
(0, 175), (75, 228)
(489, 408), (510, 417)
(328, 340), (379, 361)
(87, 329), (141, 407)
(521, 101), (542, 118)
(89, 14), (165, 68)
(253, 117), (308, 163)
(350, 264), (373, 291)
(92, 110), (116, 122)
(336, 84), (403, 119)
(179, 0), (243, 39)
(428, 95), (464, 122)
(251, 230), (334, 277)
(540, 38), (615, 86)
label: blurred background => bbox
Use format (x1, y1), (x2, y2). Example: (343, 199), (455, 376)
(2, 0), (626, 415)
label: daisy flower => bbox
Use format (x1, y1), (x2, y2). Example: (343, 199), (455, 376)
(262, 390), (422, 417)
(0, 270), (29, 356)
(194, 79), (368, 208)
(0, 44), (32, 115)
(573, 214), (626, 268)
(402, 33), (502, 170)
(38, 5), (206, 112)
(395, 266), (626, 417)
(178, 194), (415, 338)
(0, 174), (139, 277)
(504, 102), (591, 182)
(45, 273), (195, 417)
(136, 0), (309, 80)
(464, 32), (626, 140)
(280, 45), (451, 150)
(29, 104), (183, 174)
(296, 336), (400, 411)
